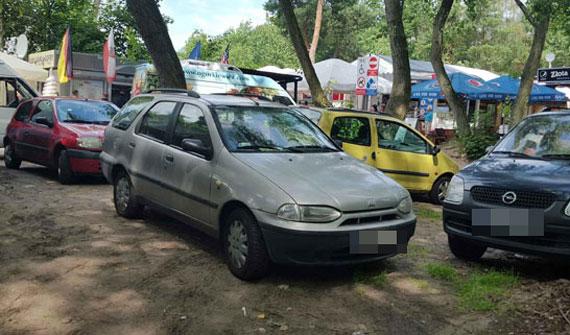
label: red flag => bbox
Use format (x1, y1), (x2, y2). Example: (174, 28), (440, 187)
(103, 29), (116, 83)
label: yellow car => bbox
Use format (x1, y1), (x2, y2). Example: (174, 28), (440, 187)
(294, 107), (459, 204)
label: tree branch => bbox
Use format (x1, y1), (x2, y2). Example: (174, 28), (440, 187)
(514, 0), (536, 27)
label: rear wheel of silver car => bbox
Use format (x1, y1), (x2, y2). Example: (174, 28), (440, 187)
(4, 143), (21, 169)
(223, 207), (269, 280)
(113, 170), (144, 219)
(448, 234), (487, 261)
(430, 175), (451, 205)
(57, 150), (76, 184)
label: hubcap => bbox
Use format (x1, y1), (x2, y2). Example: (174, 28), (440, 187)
(115, 177), (131, 212)
(438, 180), (450, 202)
(227, 220), (248, 269)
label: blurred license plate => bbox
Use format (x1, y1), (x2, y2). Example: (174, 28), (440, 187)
(472, 208), (544, 237)
(349, 230), (407, 254)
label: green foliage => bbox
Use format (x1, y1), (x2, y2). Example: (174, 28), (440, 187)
(426, 263), (457, 281)
(353, 269), (388, 287)
(459, 110), (499, 160)
(180, 22), (299, 69)
(414, 206), (442, 222)
(455, 269), (518, 311)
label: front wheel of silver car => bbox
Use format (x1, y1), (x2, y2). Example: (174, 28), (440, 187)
(113, 170), (144, 219)
(223, 207), (269, 280)
(448, 234), (487, 261)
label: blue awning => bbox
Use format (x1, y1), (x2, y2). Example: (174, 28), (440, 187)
(412, 73), (506, 101)
(487, 75), (567, 102)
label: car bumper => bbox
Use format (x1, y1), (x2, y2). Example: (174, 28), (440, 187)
(68, 149), (102, 175)
(443, 192), (570, 257)
(257, 214), (416, 265)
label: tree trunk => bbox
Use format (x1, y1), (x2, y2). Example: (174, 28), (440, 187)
(126, 0), (185, 89)
(279, 0), (331, 107)
(429, 0), (470, 136)
(309, 0), (323, 64)
(512, 4), (550, 124)
(384, 0), (411, 120)
(0, 7), (4, 50)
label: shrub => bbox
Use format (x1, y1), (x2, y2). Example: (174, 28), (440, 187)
(460, 133), (498, 160)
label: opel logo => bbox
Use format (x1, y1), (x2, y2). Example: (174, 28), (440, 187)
(367, 198), (376, 208)
(502, 191), (517, 205)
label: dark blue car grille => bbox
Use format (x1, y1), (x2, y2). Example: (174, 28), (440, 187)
(470, 186), (556, 209)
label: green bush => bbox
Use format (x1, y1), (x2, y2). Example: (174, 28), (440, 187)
(460, 133), (498, 160)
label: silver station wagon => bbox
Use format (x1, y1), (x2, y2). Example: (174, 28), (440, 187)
(100, 89), (417, 280)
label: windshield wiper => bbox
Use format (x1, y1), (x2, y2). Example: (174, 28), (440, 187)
(62, 119), (102, 124)
(491, 151), (537, 159)
(286, 145), (338, 152)
(541, 154), (570, 160)
(235, 145), (301, 152)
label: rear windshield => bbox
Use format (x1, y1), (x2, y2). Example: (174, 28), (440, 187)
(212, 107), (338, 153)
(56, 100), (119, 125)
(112, 96), (154, 130)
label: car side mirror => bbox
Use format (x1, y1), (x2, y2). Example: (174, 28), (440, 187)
(35, 117), (53, 128)
(181, 138), (213, 159)
(485, 146), (494, 154)
(432, 145), (441, 156)
(334, 139), (343, 148)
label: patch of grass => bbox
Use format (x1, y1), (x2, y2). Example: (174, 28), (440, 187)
(426, 263), (457, 281)
(355, 287), (366, 296)
(409, 278), (431, 291)
(414, 207), (442, 222)
(353, 270), (388, 288)
(408, 243), (435, 258)
(455, 269), (518, 311)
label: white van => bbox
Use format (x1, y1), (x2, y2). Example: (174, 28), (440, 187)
(0, 61), (38, 146)
(131, 61), (296, 106)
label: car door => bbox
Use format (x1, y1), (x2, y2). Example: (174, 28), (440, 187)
(10, 100), (35, 159)
(130, 100), (179, 205)
(329, 116), (375, 166)
(26, 100), (55, 165)
(374, 118), (435, 192)
(162, 103), (214, 225)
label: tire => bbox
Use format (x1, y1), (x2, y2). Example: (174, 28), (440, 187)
(4, 143), (21, 169)
(57, 150), (75, 184)
(448, 234), (487, 261)
(113, 170), (144, 219)
(430, 175), (452, 205)
(223, 207), (269, 280)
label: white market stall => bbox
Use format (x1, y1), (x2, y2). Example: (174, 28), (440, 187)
(0, 52), (48, 89)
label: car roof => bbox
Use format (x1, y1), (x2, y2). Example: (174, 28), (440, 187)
(527, 110), (570, 118)
(137, 92), (289, 108)
(28, 96), (111, 103)
(322, 107), (400, 120)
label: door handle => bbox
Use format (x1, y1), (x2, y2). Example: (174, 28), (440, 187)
(371, 152), (376, 160)
(24, 131), (29, 135)
(128, 141), (136, 148)
(165, 154), (174, 163)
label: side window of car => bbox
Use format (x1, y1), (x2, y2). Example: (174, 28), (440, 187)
(112, 96), (154, 130)
(137, 101), (177, 142)
(330, 116), (371, 146)
(31, 100), (54, 124)
(376, 120), (427, 153)
(14, 100), (34, 122)
(172, 104), (212, 148)
(0, 79), (18, 107)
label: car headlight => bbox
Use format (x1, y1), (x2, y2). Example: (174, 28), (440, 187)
(564, 201), (570, 217)
(277, 204), (341, 223)
(397, 196), (412, 214)
(444, 175), (464, 204)
(77, 136), (102, 149)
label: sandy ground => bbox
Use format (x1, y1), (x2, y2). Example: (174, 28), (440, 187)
(0, 162), (569, 335)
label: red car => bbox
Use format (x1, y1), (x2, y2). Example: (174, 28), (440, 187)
(3, 97), (119, 184)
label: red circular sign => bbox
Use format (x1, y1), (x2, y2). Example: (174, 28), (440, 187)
(357, 76), (366, 88)
(369, 57), (378, 69)
(469, 79), (483, 87)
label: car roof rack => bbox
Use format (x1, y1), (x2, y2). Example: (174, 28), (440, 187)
(143, 88), (200, 98)
(210, 93), (272, 102)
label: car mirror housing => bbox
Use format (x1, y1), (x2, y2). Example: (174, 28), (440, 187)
(35, 117), (53, 128)
(432, 145), (441, 156)
(485, 146), (494, 154)
(181, 138), (213, 159)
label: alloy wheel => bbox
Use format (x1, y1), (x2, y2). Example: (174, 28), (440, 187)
(438, 180), (450, 202)
(227, 220), (248, 269)
(115, 177), (131, 213)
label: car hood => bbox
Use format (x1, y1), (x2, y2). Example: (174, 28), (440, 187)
(233, 152), (407, 212)
(60, 123), (107, 137)
(460, 156), (570, 197)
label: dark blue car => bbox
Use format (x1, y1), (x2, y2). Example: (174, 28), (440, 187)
(443, 111), (570, 259)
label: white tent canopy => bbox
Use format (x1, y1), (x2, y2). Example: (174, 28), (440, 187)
(257, 65), (298, 75)
(0, 52), (48, 83)
(298, 58), (392, 94)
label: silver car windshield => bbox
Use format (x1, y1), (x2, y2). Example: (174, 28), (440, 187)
(213, 107), (338, 153)
(493, 114), (570, 160)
